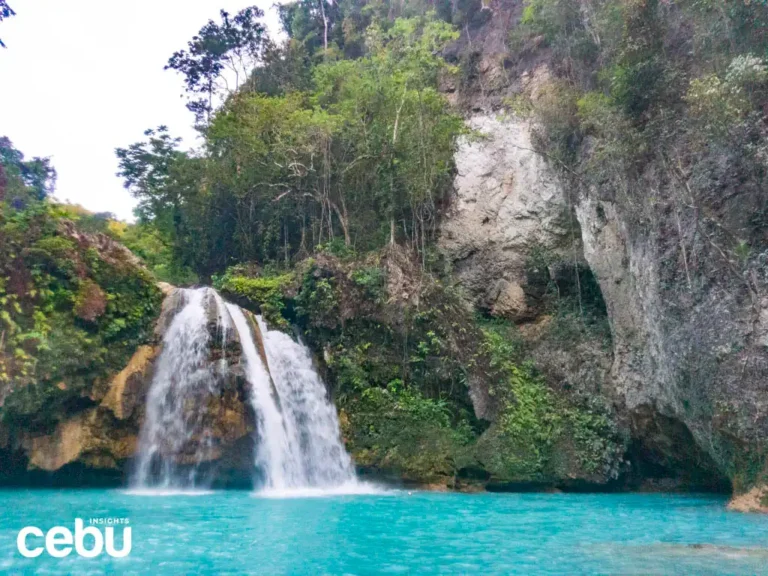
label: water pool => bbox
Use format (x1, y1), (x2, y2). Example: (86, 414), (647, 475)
(1, 489), (766, 575)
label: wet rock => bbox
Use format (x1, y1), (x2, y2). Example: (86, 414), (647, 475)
(153, 287), (186, 339)
(101, 345), (157, 420)
(21, 409), (136, 472)
(4, 288), (259, 486)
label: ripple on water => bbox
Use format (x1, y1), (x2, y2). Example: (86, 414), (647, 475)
(0, 490), (766, 575)
(122, 488), (216, 497)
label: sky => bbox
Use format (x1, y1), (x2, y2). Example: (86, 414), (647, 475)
(0, 0), (282, 221)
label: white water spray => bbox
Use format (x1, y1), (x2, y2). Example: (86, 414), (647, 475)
(255, 316), (356, 490)
(132, 287), (228, 488)
(226, 304), (299, 489)
(133, 287), (362, 494)
(227, 306), (357, 491)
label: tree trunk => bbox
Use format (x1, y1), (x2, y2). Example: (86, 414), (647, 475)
(330, 201), (351, 246)
(319, 0), (328, 55)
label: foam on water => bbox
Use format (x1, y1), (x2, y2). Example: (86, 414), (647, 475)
(253, 481), (388, 499)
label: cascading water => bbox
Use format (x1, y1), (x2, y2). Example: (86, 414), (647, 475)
(226, 304), (298, 488)
(133, 286), (360, 494)
(227, 305), (357, 492)
(132, 287), (231, 489)
(255, 316), (356, 490)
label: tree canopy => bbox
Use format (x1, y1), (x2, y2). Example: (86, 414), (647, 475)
(165, 7), (268, 124)
(0, 137), (56, 206)
(118, 8), (464, 280)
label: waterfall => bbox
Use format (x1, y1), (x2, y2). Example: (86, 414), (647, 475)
(228, 306), (357, 492)
(131, 287), (230, 489)
(132, 287), (358, 494)
(255, 317), (356, 489)
(226, 304), (299, 488)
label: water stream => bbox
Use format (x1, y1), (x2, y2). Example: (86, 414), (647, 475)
(132, 287), (357, 494)
(132, 288), (222, 488)
(254, 315), (356, 493)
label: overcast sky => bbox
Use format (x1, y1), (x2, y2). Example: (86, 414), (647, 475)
(0, 0), (281, 220)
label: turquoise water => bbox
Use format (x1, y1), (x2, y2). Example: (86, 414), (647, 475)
(1, 489), (767, 575)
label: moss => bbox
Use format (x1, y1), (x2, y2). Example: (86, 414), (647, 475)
(295, 270), (340, 329)
(342, 387), (474, 482)
(214, 269), (295, 328)
(563, 397), (624, 477)
(473, 371), (623, 482)
(349, 266), (385, 302)
(73, 280), (107, 322)
(476, 321), (625, 482)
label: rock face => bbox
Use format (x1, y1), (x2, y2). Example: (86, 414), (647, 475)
(22, 409), (136, 472)
(728, 485), (768, 514)
(441, 116), (740, 489)
(440, 114), (572, 322)
(576, 193), (768, 490)
(439, 113), (613, 433)
(438, 0), (767, 497)
(100, 345), (155, 420)
(0, 287), (258, 487)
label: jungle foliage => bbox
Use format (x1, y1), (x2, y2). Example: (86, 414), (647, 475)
(118, 8), (465, 281)
(109, 1), (628, 484)
(0, 139), (162, 429)
(509, 0), (768, 272)
(4, 1), (630, 484)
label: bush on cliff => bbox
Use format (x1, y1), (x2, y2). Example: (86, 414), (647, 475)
(0, 144), (163, 429)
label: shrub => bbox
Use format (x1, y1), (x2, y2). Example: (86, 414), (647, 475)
(214, 269), (295, 328)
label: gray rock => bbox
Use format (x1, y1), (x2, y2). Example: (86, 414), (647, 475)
(439, 114), (572, 320)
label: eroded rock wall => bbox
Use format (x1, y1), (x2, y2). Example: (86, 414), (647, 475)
(577, 192), (768, 490)
(440, 114), (572, 321)
(438, 0), (764, 492)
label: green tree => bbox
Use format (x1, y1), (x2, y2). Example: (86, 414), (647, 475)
(0, 137), (56, 205)
(120, 11), (464, 276)
(166, 7), (268, 124)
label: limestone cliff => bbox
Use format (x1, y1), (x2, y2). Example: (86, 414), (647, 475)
(438, 0), (767, 500)
(440, 114), (572, 323)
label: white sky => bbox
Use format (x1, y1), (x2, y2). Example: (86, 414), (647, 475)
(0, 0), (282, 221)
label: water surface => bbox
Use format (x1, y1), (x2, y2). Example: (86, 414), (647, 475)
(1, 490), (766, 575)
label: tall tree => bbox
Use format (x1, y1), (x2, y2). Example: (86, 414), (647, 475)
(166, 6), (267, 124)
(115, 127), (186, 225)
(0, 137), (56, 204)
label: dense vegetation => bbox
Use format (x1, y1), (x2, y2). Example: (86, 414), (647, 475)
(0, 138), (162, 430)
(215, 248), (624, 484)
(117, 8), (466, 280)
(2, 0), (766, 490)
(0, 0), (635, 486)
